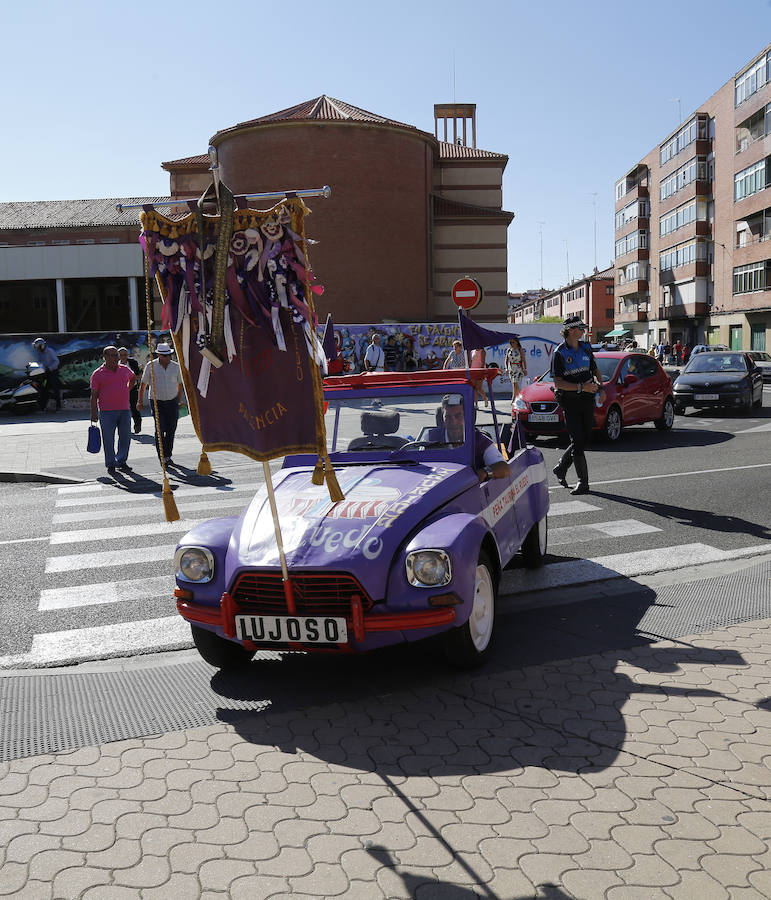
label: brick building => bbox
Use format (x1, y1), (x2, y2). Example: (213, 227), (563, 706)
(0, 96), (514, 334)
(614, 44), (771, 352)
(518, 268), (614, 340)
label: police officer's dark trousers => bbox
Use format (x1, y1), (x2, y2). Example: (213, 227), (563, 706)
(555, 395), (594, 490)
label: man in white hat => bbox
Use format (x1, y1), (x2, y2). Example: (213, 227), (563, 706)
(137, 342), (185, 465)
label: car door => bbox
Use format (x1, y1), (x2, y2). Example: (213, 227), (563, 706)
(745, 354), (764, 403)
(616, 357), (646, 423)
(636, 356), (665, 420)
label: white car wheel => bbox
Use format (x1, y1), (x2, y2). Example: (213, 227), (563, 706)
(469, 563), (495, 653)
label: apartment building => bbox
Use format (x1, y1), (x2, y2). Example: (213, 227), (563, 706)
(614, 44), (771, 352)
(521, 268), (615, 339)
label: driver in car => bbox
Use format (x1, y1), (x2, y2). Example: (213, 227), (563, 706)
(440, 395), (509, 483)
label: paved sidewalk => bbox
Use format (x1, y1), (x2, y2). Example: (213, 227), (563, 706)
(1, 618), (770, 898)
(0, 408), (250, 483)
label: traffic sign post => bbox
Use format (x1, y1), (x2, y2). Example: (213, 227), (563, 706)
(451, 276), (483, 311)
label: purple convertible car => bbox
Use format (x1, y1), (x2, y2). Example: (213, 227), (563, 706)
(174, 370), (550, 669)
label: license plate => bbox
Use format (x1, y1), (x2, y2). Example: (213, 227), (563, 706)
(694, 394), (719, 401)
(528, 413), (559, 423)
(235, 614), (348, 644)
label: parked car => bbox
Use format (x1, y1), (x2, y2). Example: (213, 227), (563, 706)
(514, 352), (675, 442)
(690, 343), (729, 355)
(672, 351), (764, 413)
(747, 350), (771, 383)
(174, 370), (550, 670)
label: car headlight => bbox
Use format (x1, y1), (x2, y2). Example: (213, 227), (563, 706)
(513, 396), (528, 411)
(175, 547), (215, 583)
(406, 550), (451, 587)
(724, 383), (739, 391)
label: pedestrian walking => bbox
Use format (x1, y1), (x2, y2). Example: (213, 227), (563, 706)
(550, 314), (606, 495)
(443, 340), (466, 369)
(504, 336), (528, 403)
(89, 345), (136, 475)
(118, 347), (142, 433)
(363, 334), (385, 372)
(32, 338), (62, 411)
(137, 343), (185, 465)
(470, 347), (488, 407)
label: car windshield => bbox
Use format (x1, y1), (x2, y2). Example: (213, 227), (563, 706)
(536, 356), (618, 383)
(324, 390), (468, 455)
(685, 354), (748, 374)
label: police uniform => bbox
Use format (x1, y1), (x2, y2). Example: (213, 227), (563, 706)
(550, 331), (601, 494)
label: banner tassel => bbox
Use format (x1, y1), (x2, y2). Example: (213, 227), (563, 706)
(162, 476), (180, 522)
(196, 450), (213, 476)
(311, 457), (325, 485)
(324, 457), (344, 502)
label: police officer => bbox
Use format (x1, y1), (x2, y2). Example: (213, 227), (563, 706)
(551, 314), (606, 495)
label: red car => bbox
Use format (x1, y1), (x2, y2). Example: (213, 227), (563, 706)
(513, 351), (675, 442)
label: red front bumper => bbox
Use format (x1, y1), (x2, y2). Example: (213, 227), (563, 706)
(176, 592), (456, 645)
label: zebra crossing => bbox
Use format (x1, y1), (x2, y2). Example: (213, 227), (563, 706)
(0, 482), (768, 670)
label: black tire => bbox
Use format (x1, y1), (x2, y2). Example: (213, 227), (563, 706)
(521, 515), (548, 568)
(753, 393), (762, 409)
(443, 551), (497, 669)
(192, 624), (255, 670)
(674, 402), (686, 415)
(603, 406), (623, 442)
(654, 397), (675, 431)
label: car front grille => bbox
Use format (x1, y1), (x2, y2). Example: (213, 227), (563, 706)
(229, 571), (374, 617)
(529, 401), (559, 413)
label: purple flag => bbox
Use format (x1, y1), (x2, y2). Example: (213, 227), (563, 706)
(322, 313), (338, 360)
(458, 311), (516, 351)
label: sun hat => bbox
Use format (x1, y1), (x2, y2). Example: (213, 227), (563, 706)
(155, 343), (173, 355)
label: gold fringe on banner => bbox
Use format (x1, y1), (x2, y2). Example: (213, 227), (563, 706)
(144, 254), (180, 522)
(311, 458), (325, 486)
(196, 450), (212, 476)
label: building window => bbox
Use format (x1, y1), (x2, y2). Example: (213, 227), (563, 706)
(733, 260), (769, 294)
(660, 198), (707, 236)
(605, 308), (614, 318)
(660, 157), (709, 201)
(706, 327), (721, 346)
(615, 230), (647, 259)
(659, 238), (707, 271)
(751, 323), (766, 351)
(736, 103), (771, 153)
(735, 52), (770, 107)
(0, 280), (58, 333)
(659, 115), (708, 166)
(64, 279), (131, 331)
(735, 158), (769, 202)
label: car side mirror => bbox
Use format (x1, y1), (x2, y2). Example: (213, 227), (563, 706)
(623, 374), (639, 386)
(671, 368), (680, 378)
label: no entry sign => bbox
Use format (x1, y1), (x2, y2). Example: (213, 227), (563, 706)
(451, 276), (483, 310)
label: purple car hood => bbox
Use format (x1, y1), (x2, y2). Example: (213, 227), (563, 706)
(228, 461), (474, 576)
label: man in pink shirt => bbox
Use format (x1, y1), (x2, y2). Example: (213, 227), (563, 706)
(90, 346), (136, 475)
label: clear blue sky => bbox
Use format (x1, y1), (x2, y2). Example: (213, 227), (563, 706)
(1, 0), (769, 294)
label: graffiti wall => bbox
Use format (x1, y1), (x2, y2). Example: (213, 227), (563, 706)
(0, 323), (563, 397)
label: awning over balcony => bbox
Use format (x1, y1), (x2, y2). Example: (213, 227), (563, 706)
(605, 327), (631, 337)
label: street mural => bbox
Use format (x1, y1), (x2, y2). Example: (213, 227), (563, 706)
(0, 323), (562, 397)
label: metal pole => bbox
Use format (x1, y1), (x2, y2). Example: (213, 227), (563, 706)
(116, 185), (332, 213)
(261, 461), (296, 614)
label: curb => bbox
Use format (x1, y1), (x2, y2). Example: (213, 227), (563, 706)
(0, 471), (84, 485)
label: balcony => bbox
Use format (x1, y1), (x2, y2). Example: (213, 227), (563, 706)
(658, 260), (711, 284)
(615, 182), (649, 211)
(657, 302), (709, 320)
(616, 279), (649, 300)
(615, 216), (649, 237)
(617, 305), (648, 322)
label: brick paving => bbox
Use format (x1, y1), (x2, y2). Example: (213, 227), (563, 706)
(1, 618), (770, 898)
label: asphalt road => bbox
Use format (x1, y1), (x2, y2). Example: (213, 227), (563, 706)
(0, 390), (769, 669)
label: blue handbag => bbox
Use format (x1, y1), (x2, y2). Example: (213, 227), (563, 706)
(87, 424), (101, 454)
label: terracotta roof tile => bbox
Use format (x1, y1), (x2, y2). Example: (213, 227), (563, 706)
(437, 140), (507, 161)
(161, 154), (209, 169)
(0, 197), (172, 230)
(219, 95), (417, 133)
(432, 194), (514, 222)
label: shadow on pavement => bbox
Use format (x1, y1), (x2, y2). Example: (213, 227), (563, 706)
(590, 489), (771, 541)
(211, 581), (744, 779)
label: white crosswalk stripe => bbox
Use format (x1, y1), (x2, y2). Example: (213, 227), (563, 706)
(3, 477), (764, 671)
